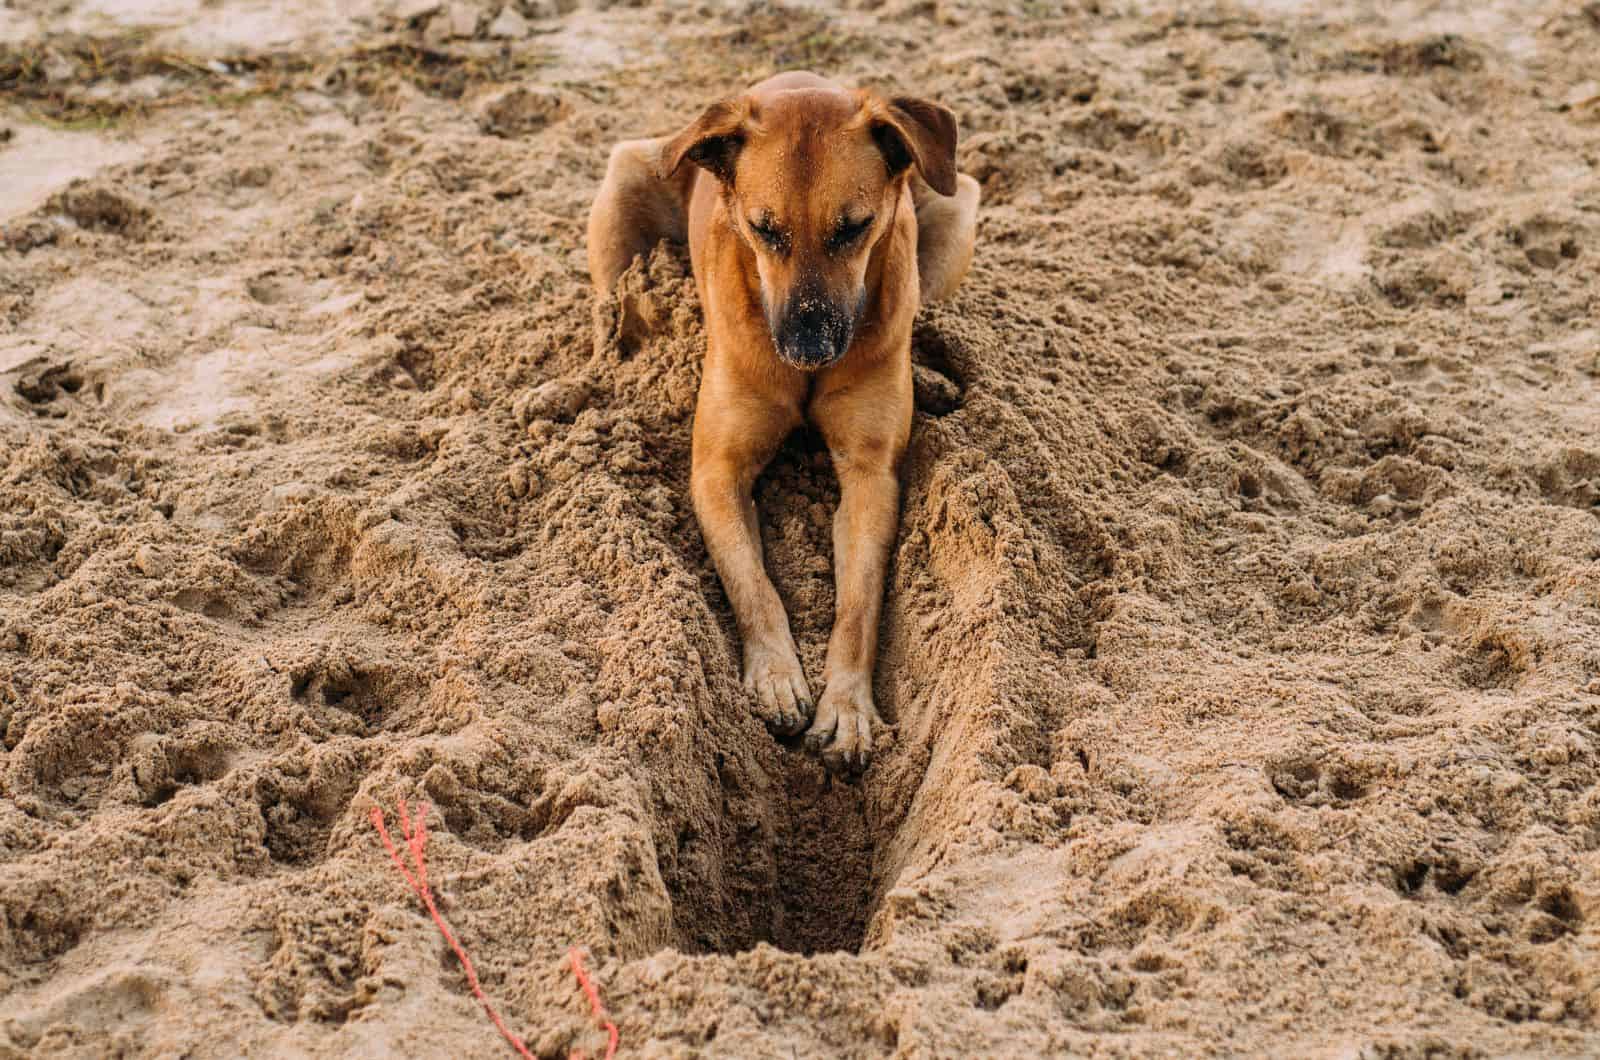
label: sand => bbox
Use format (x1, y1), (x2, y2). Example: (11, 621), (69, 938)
(1, 0), (1598, 1055)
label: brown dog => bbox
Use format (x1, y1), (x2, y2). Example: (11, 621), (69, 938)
(586, 71), (979, 773)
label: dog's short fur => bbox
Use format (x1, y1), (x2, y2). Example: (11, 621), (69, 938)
(587, 71), (979, 772)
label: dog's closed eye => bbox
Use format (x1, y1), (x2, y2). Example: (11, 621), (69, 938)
(749, 215), (789, 253)
(828, 214), (875, 252)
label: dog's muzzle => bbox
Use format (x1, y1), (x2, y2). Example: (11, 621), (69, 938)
(771, 290), (855, 369)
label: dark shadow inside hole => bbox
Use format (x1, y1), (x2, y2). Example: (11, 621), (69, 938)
(668, 751), (883, 959)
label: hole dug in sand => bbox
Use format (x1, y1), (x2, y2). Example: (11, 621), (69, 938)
(670, 732), (889, 958)
(756, 757), (878, 955)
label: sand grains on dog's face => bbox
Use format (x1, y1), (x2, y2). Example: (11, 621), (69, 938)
(3, 0), (1600, 1056)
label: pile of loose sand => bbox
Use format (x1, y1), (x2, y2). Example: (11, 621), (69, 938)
(2, 0), (1598, 1055)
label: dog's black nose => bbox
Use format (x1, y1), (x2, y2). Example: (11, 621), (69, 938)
(774, 295), (852, 368)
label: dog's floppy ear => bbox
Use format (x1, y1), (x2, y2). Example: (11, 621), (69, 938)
(658, 97), (750, 185)
(871, 96), (958, 197)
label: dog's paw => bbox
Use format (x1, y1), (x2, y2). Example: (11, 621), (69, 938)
(805, 673), (880, 775)
(742, 641), (813, 736)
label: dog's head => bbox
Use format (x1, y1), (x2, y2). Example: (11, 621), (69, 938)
(659, 84), (958, 370)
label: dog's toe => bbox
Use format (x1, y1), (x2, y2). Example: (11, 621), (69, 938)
(821, 744), (867, 778)
(768, 676), (811, 736)
(804, 718), (836, 752)
(773, 705), (805, 736)
(781, 697), (814, 737)
(804, 693), (838, 751)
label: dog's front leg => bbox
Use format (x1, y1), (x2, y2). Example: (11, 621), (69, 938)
(691, 389), (812, 736)
(805, 429), (906, 775)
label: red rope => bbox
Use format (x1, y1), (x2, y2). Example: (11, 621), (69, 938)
(569, 948), (620, 1060)
(370, 799), (619, 1059)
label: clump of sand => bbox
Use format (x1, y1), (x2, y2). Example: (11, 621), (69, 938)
(2, 0), (1598, 1056)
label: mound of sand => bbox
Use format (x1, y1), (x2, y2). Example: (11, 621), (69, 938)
(2, 0), (1598, 1055)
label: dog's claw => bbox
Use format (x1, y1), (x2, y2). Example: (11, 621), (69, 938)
(786, 699), (814, 737)
(821, 746), (865, 778)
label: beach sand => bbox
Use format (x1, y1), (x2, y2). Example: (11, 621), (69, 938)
(2, 0), (1598, 1054)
